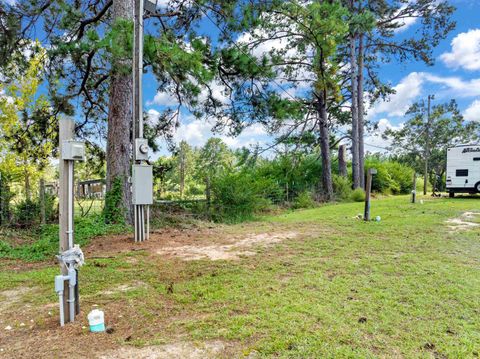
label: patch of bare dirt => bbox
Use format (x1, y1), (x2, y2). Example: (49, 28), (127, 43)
(99, 281), (147, 296)
(156, 231), (299, 261)
(0, 286), (36, 313)
(446, 212), (480, 231)
(84, 226), (300, 262)
(98, 340), (227, 359)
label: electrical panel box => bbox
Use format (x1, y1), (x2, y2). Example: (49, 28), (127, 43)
(62, 140), (86, 161)
(132, 164), (153, 205)
(135, 138), (149, 161)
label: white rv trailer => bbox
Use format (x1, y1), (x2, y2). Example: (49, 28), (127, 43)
(446, 144), (480, 197)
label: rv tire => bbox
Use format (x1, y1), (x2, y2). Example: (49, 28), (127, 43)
(475, 182), (480, 193)
(449, 191), (455, 198)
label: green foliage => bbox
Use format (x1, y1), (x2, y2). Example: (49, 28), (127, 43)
(365, 156), (414, 195)
(0, 214), (129, 261)
(103, 177), (125, 224)
(14, 198), (39, 226)
(210, 170), (281, 222)
(350, 188), (366, 202)
(12, 193), (56, 227)
(332, 175), (352, 201)
(292, 191), (315, 209)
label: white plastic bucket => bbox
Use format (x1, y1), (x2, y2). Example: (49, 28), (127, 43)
(87, 309), (105, 333)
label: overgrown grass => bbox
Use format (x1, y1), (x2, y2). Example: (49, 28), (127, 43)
(1, 196), (480, 357)
(0, 214), (129, 261)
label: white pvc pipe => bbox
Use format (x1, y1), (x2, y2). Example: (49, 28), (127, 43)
(140, 205), (144, 242)
(134, 205), (138, 242)
(69, 283), (75, 322)
(146, 205), (150, 240)
(59, 291), (65, 327)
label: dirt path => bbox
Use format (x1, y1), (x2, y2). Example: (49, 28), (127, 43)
(84, 225), (300, 261)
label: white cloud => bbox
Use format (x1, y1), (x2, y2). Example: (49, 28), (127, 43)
(440, 29), (480, 71)
(173, 116), (267, 149)
(464, 99), (480, 122)
(147, 91), (178, 107)
(364, 118), (403, 153)
(368, 72), (424, 118)
(146, 108), (161, 125)
(198, 81), (230, 105)
(393, 4), (419, 33)
(422, 73), (480, 98)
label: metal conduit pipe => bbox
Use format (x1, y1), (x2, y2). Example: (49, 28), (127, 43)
(68, 266), (76, 322)
(68, 161), (74, 249)
(55, 266), (76, 326)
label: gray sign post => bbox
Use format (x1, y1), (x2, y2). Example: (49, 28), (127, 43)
(364, 168), (377, 221)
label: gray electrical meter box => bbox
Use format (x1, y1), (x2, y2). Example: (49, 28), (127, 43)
(62, 140), (86, 161)
(132, 164), (153, 205)
(135, 138), (149, 161)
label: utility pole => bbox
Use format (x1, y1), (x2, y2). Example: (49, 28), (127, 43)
(58, 118), (74, 323)
(132, 0), (156, 242)
(424, 95), (433, 195)
(56, 118), (85, 326)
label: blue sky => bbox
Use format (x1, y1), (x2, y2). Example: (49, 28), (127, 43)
(143, 0), (480, 157)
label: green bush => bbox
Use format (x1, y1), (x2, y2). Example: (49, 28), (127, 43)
(14, 199), (40, 226)
(364, 156), (414, 195)
(210, 170), (281, 222)
(351, 188), (366, 202)
(292, 191), (315, 209)
(332, 175), (352, 200)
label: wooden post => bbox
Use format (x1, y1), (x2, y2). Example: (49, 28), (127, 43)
(364, 168), (377, 221)
(412, 173), (417, 204)
(59, 118), (75, 322)
(338, 144), (348, 178)
(40, 178), (46, 225)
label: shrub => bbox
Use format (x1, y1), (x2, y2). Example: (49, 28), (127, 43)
(364, 156), (414, 195)
(14, 199), (40, 226)
(210, 170), (281, 222)
(333, 175), (352, 200)
(351, 188), (366, 202)
(292, 191), (315, 209)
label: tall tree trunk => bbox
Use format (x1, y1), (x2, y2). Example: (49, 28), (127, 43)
(424, 95), (432, 195)
(317, 92), (333, 200)
(338, 144), (348, 177)
(357, 33), (365, 189)
(349, 31), (360, 189)
(106, 0), (134, 224)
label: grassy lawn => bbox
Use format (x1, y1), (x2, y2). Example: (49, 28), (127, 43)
(0, 195), (479, 358)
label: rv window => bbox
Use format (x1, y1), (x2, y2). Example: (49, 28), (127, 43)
(456, 169), (469, 177)
(474, 157), (480, 161)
